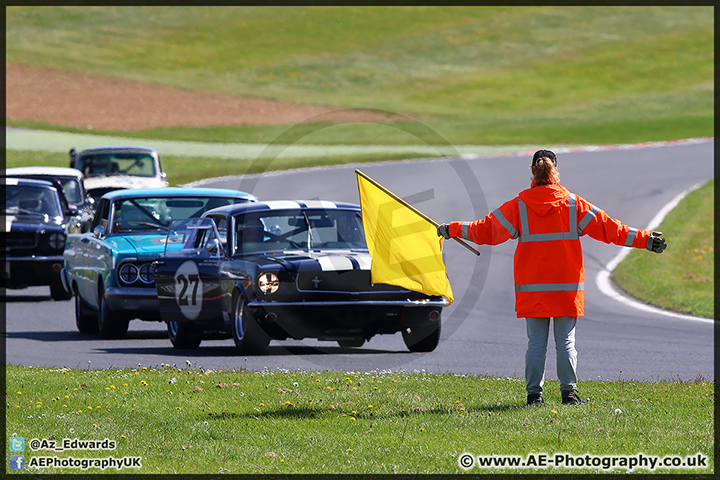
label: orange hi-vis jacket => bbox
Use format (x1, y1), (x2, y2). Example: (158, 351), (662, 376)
(448, 183), (653, 318)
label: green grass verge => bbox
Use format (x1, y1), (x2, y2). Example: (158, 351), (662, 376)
(612, 180), (714, 318)
(6, 6), (714, 145)
(6, 365), (714, 474)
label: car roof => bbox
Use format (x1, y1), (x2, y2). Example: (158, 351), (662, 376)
(101, 187), (258, 201)
(204, 200), (360, 217)
(4, 166), (84, 179)
(2, 177), (57, 189)
(77, 145), (159, 155)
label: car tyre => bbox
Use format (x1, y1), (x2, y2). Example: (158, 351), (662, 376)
(50, 277), (72, 301)
(337, 339), (365, 348)
(231, 294), (270, 354)
(97, 287), (129, 339)
(75, 289), (98, 334)
(167, 320), (202, 349)
(402, 320), (441, 353)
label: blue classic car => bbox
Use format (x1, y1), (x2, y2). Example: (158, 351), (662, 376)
(152, 201), (448, 353)
(2, 177), (75, 300)
(62, 187), (257, 339)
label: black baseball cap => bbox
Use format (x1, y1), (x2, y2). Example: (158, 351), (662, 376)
(532, 149), (557, 166)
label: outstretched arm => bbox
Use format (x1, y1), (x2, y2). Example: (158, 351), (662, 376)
(437, 199), (519, 246)
(576, 196), (667, 253)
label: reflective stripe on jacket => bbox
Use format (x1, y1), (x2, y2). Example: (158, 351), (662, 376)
(448, 183), (652, 318)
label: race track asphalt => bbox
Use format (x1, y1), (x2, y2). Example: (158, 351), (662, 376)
(4, 139), (714, 383)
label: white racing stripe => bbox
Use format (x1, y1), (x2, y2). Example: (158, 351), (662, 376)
(317, 255), (354, 271)
(263, 200), (302, 210)
(313, 252), (372, 271)
(4, 216), (16, 231)
(595, 181), (713, 324)
(303, 200), (337, 209)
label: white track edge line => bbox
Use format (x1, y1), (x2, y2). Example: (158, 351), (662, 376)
(595, 181), (714, 324)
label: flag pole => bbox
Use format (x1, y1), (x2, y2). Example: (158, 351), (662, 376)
(356, 170), (481, 256)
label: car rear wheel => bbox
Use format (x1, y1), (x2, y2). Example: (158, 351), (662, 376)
(97, 287), (129, 339)
(231, 294), (270, 354)
(167, 320), (202, 349)
(50, 277), (72, 301)
(402, 320), (441, 353)
(74, 288), (98, 334)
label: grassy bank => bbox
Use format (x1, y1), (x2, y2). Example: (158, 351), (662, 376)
(6, 365), (714, 474)
(612, 180), (714, 318)
(6, 6), (713, 145)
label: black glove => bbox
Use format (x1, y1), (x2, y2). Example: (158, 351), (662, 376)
(646, 231), (667, 254)
(437, 224), (451, 239)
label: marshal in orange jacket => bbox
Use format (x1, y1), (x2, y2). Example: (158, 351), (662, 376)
(447, 183), (653, 318)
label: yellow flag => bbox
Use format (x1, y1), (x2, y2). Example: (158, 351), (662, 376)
(356, 170), (453, 304)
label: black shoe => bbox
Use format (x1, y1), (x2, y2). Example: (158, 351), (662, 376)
(527, 394), (543, 406)
(561, 391), (586, 405)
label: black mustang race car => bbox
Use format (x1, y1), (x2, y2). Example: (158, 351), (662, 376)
(1, 177), (74, 300)
(152, 201), (448, 353)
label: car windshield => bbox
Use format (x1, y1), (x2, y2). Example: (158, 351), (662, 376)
(57, 178), (83, 204)
(3, 185), (62, 217)
(78, 152), (157, 178)
(233, 209), (367, 254)
(111, 196), (247, 234)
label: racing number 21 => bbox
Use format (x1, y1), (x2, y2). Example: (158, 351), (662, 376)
(176, 274), (200, 305)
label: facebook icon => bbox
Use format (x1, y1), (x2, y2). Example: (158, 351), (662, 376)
(10, 455), (25, 470)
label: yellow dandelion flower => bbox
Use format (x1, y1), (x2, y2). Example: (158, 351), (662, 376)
(177, 407), (182, 411)
(350, 417), (356, 421)
(551, 409), (557, 414)
(123, 383), (128, 387)
(87, 406), (93, 410)
(62, 404), (67, 408)
(259, 403), (265, 407)
(367, 405), (373, 409)
(347, 448), (352, 452)
(64, 395), (69, 399)
(121, 435), (126, 439)
(16, 391), (22, 395)
(111, 385), (116, 389)
(93, 423), (98, 428)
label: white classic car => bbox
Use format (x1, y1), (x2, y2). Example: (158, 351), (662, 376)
(69, 145), (169, 204)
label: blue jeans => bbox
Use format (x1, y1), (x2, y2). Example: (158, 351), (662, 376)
(525, 316), (578, 396)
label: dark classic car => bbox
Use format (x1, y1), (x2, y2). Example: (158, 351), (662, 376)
(153, 201), (448, 353)
(1, 177), (74, 300)
(4, 166), (94, 232)
(62, 187), (257, 339)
